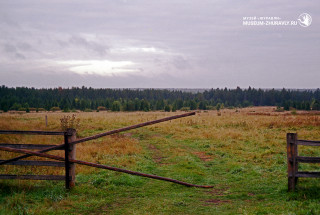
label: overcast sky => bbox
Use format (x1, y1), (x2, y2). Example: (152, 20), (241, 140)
(0, 0), (319, 89)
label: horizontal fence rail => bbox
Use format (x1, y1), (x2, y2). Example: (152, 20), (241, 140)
(0, 130), (65, 135)
(287, 133), (320, 191)
(295, 172), (320, 178)
(296, 156), (320, 163)
(0, 175), (69, 180)
(296, 140), (320, 146)
(0, 143), (63, 150)
(0, 160), (65, 167)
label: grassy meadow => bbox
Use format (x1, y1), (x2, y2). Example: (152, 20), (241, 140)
(1, 107), (320, 214)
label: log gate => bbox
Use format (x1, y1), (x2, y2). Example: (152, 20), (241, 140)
(0, 112), (213, 189)
(0, 129), (76, 189)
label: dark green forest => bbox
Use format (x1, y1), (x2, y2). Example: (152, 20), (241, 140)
(0, 86), (320, 112)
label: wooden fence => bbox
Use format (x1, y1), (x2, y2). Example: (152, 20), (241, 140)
(0, 112), (213, 189)
(287, 133), (320, 191)
(0, 129), (76, 189)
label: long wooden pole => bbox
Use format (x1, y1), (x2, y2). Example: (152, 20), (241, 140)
(0, 112), (195, 166)
(71, 112), (196, 145)
(0, 145), (213, 188)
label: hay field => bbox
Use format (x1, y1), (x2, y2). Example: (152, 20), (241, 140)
(1, 107), (320, 214)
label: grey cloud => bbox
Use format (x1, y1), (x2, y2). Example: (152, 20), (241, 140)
(68, 35), (109, 56)
(0, 0), (319, 88)
(14, 53), (26, 60)
(3, 44), (17, 53)
(171, 56), (191, 70)
(16, 42), (33, 51)
(2, 44), (26, 60)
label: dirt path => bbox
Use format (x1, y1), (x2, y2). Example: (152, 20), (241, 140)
(148, 144), (172, 165)
(192, 151), (213, 162)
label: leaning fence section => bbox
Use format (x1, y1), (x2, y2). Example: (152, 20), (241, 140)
(287, 133), (320, 191)
(0, 130), (76, 189)
(0, 112), (214, 189)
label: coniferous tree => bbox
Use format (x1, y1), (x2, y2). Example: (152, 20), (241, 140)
(111, 101), (121, 111)
(0, 86), (319, 112)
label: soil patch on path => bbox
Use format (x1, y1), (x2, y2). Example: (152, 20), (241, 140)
(148, 144), (168, 165)
(192, 151), (213, 162)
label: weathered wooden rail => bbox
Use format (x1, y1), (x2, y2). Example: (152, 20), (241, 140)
(287, 133), (320, 191)
(0, 129), (76, 189)
(0, 112), (213, 189)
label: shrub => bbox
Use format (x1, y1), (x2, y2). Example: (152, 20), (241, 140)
(206, 106), (215, 110)
(50, 107), (61, 112)
(216, 103), (224, 111)
(60, 114), (80, 131)
(111, 101), (121, 112)
(312, 100), (320, 110)
(10, 103), (22, 110)
(172, 105), (177, 112)
(97, 106), (107, 111)
(275, 106), (284, 112)
(180, 107), (190, 112)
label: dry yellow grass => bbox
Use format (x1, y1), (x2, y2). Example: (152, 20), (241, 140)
(2, 107), (320, 215)
(0, 107), (319, 178)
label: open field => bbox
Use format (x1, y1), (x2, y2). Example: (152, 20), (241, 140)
(1, 107), (320, 214)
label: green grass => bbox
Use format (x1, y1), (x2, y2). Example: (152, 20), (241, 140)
(1, 109), (320, 214)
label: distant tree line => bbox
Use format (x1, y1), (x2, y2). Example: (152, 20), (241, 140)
(0, 86), (320, 112)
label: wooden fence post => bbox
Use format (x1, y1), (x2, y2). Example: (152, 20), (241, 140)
(65, 128), (76, 189)
(287, 133), (298, 191)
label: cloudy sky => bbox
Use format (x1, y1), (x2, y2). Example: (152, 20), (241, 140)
(0, 0), (319, 89)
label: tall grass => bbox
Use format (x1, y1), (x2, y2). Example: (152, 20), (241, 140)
(0, 107), (320, 214)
